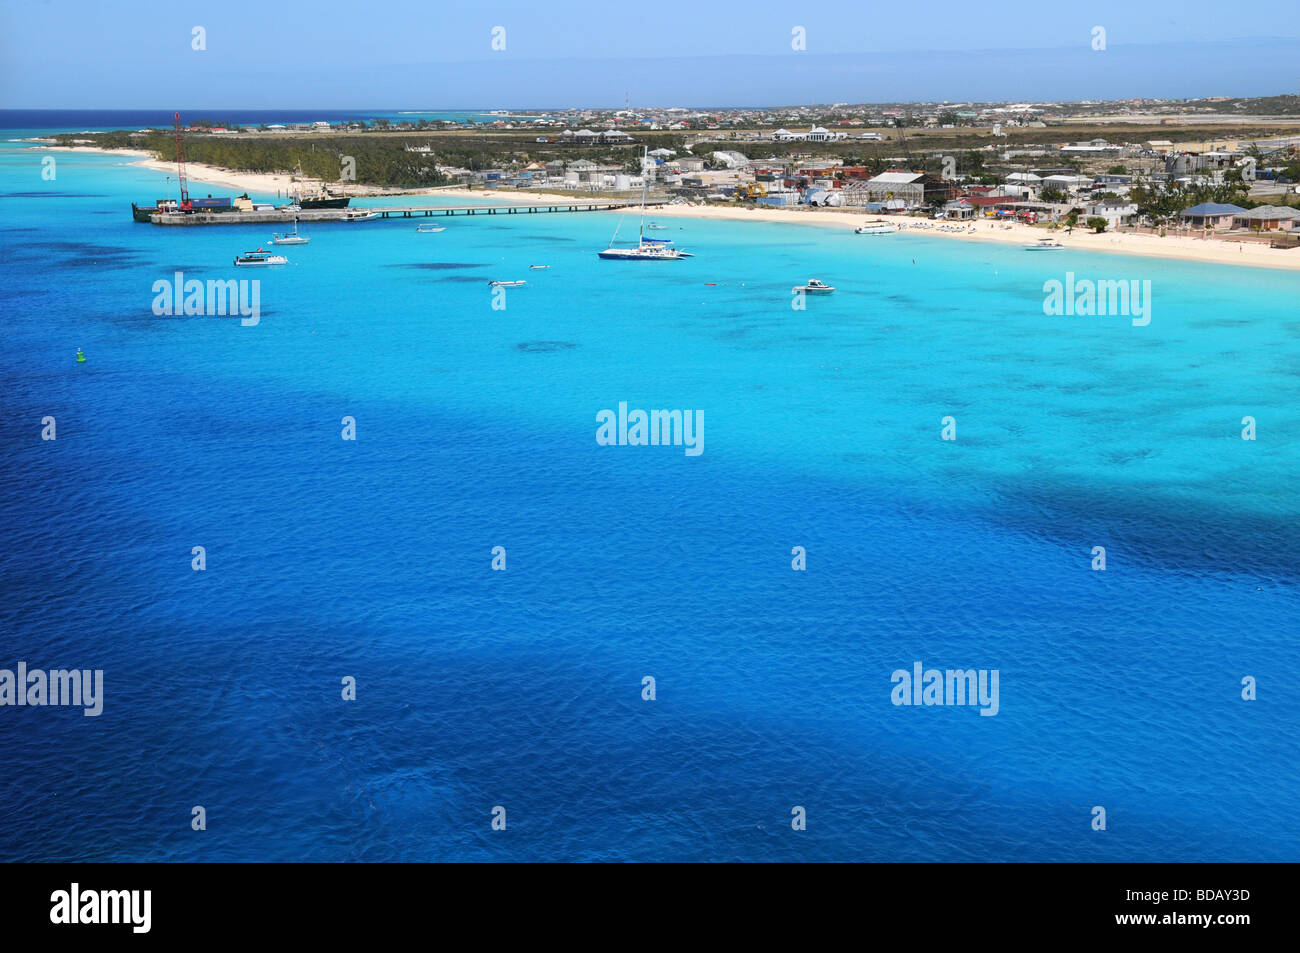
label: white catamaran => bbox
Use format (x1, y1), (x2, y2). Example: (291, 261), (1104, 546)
(598, 149), (692, 261)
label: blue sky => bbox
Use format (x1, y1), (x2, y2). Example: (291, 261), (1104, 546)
(2, 0), (1298, 107)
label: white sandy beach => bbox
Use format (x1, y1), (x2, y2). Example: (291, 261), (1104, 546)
(467, 187), (1300, 272)
(45, 145), (449, 198)
(38, 146), (1300, 271)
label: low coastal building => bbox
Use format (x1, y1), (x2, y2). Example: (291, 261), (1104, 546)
(1084, 202), (1139, 229)
(1233, 205), (1300, 231)
(965, 195), (1024, 215)
(941, 199), (977, 220)
(1180, 202), (1247, 229)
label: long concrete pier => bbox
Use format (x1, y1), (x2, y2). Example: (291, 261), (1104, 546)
(150, 201), (666, 225)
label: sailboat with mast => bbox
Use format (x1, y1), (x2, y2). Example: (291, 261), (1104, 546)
(598, 148), (692, 261)
(270, 217), (311, 245)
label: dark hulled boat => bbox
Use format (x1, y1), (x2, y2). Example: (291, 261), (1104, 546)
(294, 186), (350, 209)
(131, 198), (178, 222)
(300, 195), (349, 209)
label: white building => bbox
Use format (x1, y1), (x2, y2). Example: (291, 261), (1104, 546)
(1041, 174), (1094, 196)
(1084, 202), (1139, 229)
(772, 126), (846, 142)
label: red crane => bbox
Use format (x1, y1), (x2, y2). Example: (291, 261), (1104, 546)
(173, 111), (191, 211)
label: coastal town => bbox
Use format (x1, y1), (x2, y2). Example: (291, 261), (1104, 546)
(53, 95), (1300, 254)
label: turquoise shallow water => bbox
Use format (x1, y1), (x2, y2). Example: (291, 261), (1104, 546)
(1, 137), (1298, 861)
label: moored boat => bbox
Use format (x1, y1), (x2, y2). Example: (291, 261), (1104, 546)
(488, 280), (526, 287)
(793, 278), (834, 295)
(234, 249), (288, 266)
(598, 243), (688, 260)
(599, 147), (691, 261)
(131, 198), (177, 222)
(293, 185), (350, 209)
(270, 219), (310, 245)
(855, 221), (898, 235)
(415, 224), (445, 233)
(1025, 238), (1065, 250)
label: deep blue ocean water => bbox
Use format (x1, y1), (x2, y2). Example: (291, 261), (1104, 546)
(1, 134), (1298, 861)
(0, 110), (528, 134)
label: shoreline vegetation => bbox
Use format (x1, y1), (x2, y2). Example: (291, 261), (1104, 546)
(35, 142), (1300, 272)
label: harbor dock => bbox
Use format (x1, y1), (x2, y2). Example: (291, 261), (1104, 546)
(150, 201), (666, 225)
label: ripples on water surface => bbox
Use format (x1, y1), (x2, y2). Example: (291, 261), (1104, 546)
(0, 141), (1297, 860)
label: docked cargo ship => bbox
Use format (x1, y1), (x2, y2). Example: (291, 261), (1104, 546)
(131, 198), (178, 222)
(130, 193), (252, 221)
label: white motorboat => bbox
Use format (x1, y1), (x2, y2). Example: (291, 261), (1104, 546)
(1025, 238), (1065, 249)
(488, 280), (526, 287)
(793, 278), (834, 295)
(415, 224), (445, 233)
(234, 249), (288, 266)
(529, 265), (550, 270)
(854, 221), (898, 235)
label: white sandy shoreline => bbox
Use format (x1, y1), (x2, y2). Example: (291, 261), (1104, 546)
(446, 187), (1300, 274)
(33, 144), (1300, 272)
(37, 144), (458, 198)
